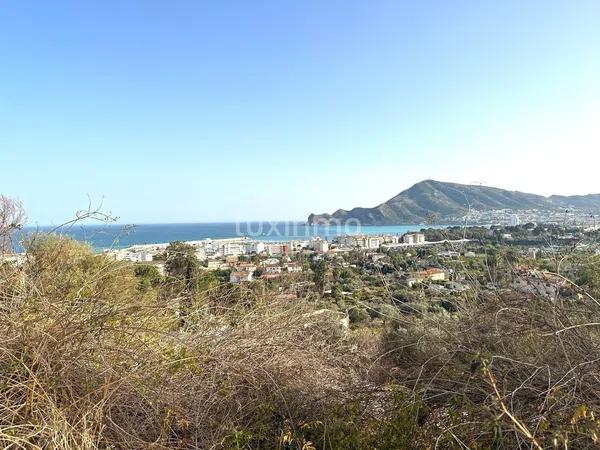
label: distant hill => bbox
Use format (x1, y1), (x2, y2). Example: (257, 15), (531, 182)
(308, 180), (600, 225)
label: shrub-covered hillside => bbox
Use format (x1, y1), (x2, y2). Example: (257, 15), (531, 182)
(1, 203), (600, 448)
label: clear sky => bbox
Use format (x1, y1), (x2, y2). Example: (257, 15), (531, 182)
(1, 0), (599, 225)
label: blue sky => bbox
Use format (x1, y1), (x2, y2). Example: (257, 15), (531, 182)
(1, 0), (599, 225)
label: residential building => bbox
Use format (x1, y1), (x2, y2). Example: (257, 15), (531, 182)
(337, 235), (381, 249)
(266, 243), (289, 256)
(284, 262), (303, 272)
(195, 248), (206, 261)
(367, 236), (383, 248)
(288, 240), (306, 253)
(206, 260), (223, 270)
(123, 251), (154, 263)
(245, 241), (265, 254)
(403, 233), (425, 245)
(222, 242), (245, 256)
(230, 271), (253, 284)
(407, 268), (447, 286)
(310, 238), (329, 253)
(264, 264), (282, 274)
(234, 262), (257, 272)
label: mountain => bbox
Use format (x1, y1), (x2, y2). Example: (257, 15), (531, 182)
(308, 180), (600, 225)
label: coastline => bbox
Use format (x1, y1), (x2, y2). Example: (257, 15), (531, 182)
(16, 222), (437, 251)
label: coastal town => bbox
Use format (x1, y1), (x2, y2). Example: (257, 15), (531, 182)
(104, 231), (467, 285)
(450, 207), (600, 227)
(4, 218), (599, 306)
(97, 220), (600, 310)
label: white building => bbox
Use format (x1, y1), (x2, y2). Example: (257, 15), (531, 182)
(366, 236), (383, 248)
(195, 248), (207, 261)
(309, 238), (329, 253)
(288, 240), (306, 253)
(337, 236), (358, 248)
(124, 251), (154, 263)
(264, 264), (282, 274)
(140, 251), (154, 262)
(284, 262), (303, 272)
(337, 235), (384, 249)
(222, 242), (245, 256)
(244, 241), (265, 254)
(510, 214), (521, 227)
(403, 233), (425, 245)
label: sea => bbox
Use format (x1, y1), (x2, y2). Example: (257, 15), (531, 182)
(14, 222), (436, 251)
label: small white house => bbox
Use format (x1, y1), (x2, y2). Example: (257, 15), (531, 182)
(284, 262), (303, 273)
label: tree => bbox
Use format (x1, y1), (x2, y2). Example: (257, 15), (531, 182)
(165, 241), (198, 279)
(134, 264), (162, 292)
(310, 259), (328, 295)
(0, 195), (26, 254)
(164, 241), (199, 327)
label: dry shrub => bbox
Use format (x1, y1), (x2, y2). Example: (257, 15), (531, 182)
(384, 289), (600, 448)
(5, 231), (598, 449)
(0, 235), (365, 449)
